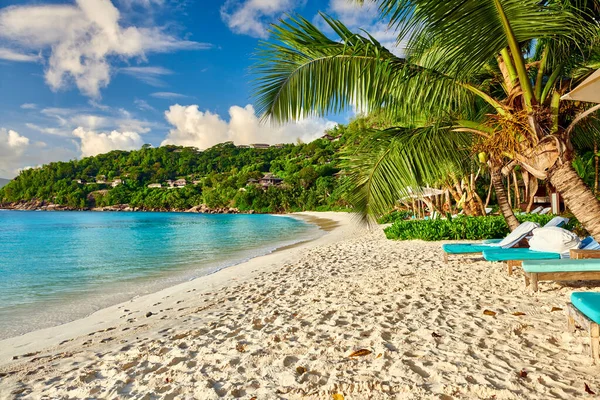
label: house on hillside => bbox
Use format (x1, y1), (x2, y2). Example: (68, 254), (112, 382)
(173, 179), (187, 188)
(147, 183), (162, 188)
(272, 143), (285, 148)
(111, 179), (123, 187)
(322, 134), (341, 142)
(237, 145), (250, 148)
(250, 143), (270, 149)
(259, 173), (283, 188)
(246, 178), (259, 186)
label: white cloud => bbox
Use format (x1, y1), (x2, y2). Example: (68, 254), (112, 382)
(0, 0), (210, 98)
(0, 47), (39, 62)
(25, 123), (69, 137)
(120, 66), (173, 87)
(151, 91), (188, 99)
(221, 0), (303, 38)
(88, 100), (111, 111)
(20, 103), (37, 109)
(161, 104), (337, 149)
(39, 106), (159, 135)
(0, 128), (30, 177)
(73, 127), (144, 157)
(134, 99), (156, 111)
(118, 0), (165, 8)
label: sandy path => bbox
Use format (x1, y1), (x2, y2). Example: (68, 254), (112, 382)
(1, 213), (600, 399)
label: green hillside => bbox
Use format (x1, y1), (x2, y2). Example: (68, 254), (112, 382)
(0, 134), (353, 213)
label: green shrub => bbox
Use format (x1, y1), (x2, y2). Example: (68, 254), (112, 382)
(377, 210), (413, 224)
(384, 214), (557, 241)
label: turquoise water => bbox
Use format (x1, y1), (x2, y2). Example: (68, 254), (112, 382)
(0, 211), (320, 338)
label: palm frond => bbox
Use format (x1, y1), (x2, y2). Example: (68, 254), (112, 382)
(362, 0), (597, 77)
(342, 123), (474, 218)
(251, 14), (490, 124)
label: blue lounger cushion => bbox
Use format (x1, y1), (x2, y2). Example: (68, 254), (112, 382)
(482, 248), (561, 262)
(571, 292), (600, 325)
(523, 259), (600, 273)
(482, 238), (503, 244)
(442, 243), (501, 254)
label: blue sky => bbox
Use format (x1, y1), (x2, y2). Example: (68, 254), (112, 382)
(0, 0), (398, 177)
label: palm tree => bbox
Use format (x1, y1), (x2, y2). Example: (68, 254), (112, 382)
(253, 0), (600, 237)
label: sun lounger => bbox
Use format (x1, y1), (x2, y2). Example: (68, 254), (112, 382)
(442, 221), (539, 262)
(530, 206), (544, 214)
(442, 217), (568, 262)
(540, 207), (551, 215)
(567, 292), (600, 363)
(523, 256), (600, 292)
(483, 248), (562, 275)
(483, 236), (599, 275)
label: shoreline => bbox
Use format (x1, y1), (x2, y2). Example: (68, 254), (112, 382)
(0, 201), (352, 215)
(0, 211), (356, 368)
(0, 212), (326, 340)
(3, 212), (600, 398)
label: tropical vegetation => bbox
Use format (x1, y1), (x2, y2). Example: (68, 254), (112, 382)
(0, 139), (352, 213)
(385, 214), (561, 241)
(253, 0), (600, 238)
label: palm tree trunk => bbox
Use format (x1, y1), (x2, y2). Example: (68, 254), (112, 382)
(491, 169), (519, 231)
(594, 141), (598, 195)
(506, 174), (512, 208)
(512, 170), (520, 208)
(484, 180), (493, 208)
(549, 162), (600, 239)
(526, 177), (538, 213)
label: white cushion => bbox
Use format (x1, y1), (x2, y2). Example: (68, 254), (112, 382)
(489, 221), (540, 248)
(528, 227), (581, 254)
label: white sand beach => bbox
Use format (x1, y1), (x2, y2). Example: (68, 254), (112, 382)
(1, 211), (600, 399)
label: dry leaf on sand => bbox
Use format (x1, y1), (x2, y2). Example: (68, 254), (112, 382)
(332, 394), (345, 400)
(512, 312), (526, 316)
(296, 366), (307, 375)
(348, 349), (372, 357)
(483, 310), (497, 317)
(585, 383), (595, 395)
(519, 369), (528, 378)
(551, 307), (563, 312)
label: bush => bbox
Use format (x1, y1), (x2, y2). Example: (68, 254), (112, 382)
(377, 210), (413, 224)
(384, 214), (557, 241)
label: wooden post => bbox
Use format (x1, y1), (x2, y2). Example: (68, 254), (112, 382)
(506, 260), (522, 276)
(567, 314), (576, 333)
(551, 192), (561, 215)
(530, 273), (539, 292)
(443, 252), (448, 264)
(591, 323), (600, 364)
